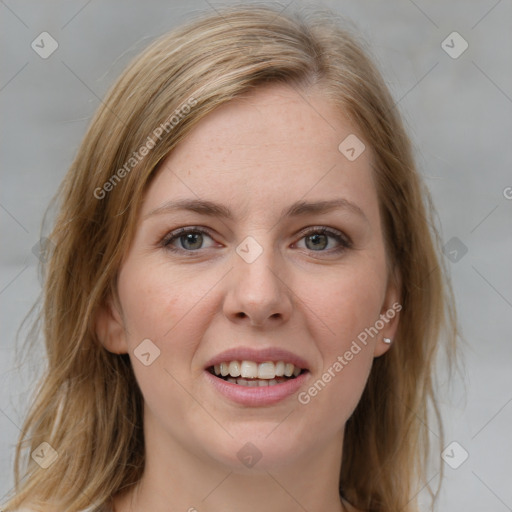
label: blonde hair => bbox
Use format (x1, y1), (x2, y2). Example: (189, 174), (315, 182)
(4, 5), (457, 512)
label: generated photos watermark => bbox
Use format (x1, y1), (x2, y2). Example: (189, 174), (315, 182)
(298, 302), (402, 405)
(94, 96), (197, 200)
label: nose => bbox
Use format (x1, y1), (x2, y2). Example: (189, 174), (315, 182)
(223, 242), (293, 328)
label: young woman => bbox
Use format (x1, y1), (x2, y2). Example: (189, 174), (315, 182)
(4, 5), (457, 512)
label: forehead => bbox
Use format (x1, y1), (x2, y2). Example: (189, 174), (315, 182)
(142, 83), (379, 224)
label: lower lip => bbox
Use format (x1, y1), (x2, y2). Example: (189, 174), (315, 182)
(204, 370), (309, 406)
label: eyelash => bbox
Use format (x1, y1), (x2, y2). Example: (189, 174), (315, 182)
(160, 226), (352, 256)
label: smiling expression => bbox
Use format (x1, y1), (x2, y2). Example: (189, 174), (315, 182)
(97, 82), (399, 471)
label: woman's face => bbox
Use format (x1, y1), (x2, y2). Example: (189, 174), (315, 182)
(98, 83), (399, 472)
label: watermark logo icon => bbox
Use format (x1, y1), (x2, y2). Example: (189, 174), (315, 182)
(236, 236), (263, 264)
(338, 134), (366, 161)
(134, 338), (161, 366)
(443, 237), (468, 263)
(31, 32), (59, 59)
(441, 32), (468, 59)
(31, 237), (54, 263)
(31, 442), (58, 469)
(237, 442), (262, 468)
(441, 441), (469, 469)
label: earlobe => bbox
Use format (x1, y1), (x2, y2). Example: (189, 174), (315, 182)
(374, 270), (401, 358)
(95, 296), (129, 354)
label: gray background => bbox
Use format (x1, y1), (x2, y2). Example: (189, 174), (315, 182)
(1, 1), (511, 510)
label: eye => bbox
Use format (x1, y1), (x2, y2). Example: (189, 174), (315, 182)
(161, 227), (217, 252)
(160, 226), (351, 255)
(295, 227), (351, 253)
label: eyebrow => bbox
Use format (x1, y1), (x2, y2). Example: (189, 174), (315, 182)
(144, 198), (367, 222)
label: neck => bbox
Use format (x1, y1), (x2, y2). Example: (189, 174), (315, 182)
(113, 411), (347, 512)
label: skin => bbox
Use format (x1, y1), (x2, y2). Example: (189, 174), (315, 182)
(96, 83), (400, 512)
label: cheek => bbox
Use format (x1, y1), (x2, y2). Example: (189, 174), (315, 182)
(116, 258), (224, 397)
(302, 259), (387, 352)
(118, 258), (211, 345)
(295, 259), (386, 422)
(116, 259), (216, 420)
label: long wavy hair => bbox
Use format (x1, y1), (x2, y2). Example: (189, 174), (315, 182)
(4, 5), (457, 511)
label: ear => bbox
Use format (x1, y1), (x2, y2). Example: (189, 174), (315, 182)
(373, 268), (402, 358)
(95, 295), (129, 354)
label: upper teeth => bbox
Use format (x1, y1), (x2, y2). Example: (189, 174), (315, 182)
(213, 361), (301, 379)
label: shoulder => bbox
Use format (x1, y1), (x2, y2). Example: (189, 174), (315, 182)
(5, 509), (37, 512)
(7, 506), (109, 512)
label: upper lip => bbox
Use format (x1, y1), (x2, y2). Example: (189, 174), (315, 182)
(204, 347), (310, 371)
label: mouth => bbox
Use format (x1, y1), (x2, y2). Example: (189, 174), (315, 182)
(207, 360), (307, 387)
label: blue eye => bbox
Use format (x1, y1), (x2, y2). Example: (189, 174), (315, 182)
(161, 226), (351, 255)
(162, 227), (215, 252)
(296, 227), (351, 252)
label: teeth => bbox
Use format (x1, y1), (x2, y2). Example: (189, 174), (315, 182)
(240, 361), (258, 379)
(257, 362), (276, 379)
(228, 360), (241, 377)
(284, 363), (294, 377)
(220, 362), (230, 377)
(234, 377), (287, 386)
(212, 360), (303, 380)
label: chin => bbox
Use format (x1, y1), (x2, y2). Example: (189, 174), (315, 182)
(201, 430), (309, 473)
